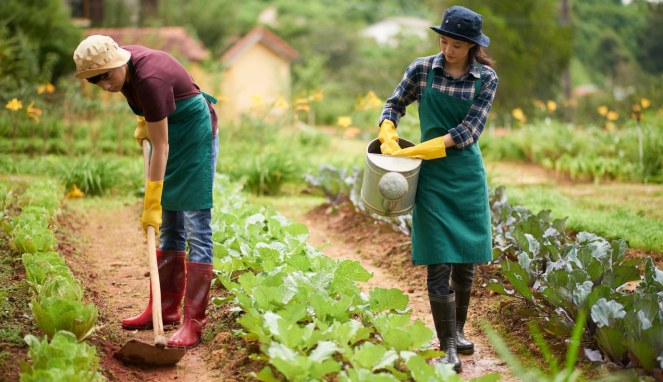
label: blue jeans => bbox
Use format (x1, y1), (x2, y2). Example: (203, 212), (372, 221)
(160, 134), (219, 264)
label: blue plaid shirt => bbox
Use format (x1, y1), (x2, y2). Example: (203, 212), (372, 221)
(380, 53), (498, 150)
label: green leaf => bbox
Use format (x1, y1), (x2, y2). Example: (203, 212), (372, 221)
(591, 298), (626, 328)
(325, 319), (372, 347)
(502, 260), (534, 302)
(372, 314), (433, 351)
(368, 288), (408, 312)
(309, 341), (339, 362)
(350, 342), (388, 370)
(486, 278), (515, 296)
(337, 259), (373, 283)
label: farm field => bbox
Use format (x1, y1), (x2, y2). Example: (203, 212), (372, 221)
(2, 158), (660, 381)
(3, 1), (663, 380)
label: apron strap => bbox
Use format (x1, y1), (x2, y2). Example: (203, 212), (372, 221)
(201, 91), (217, 104)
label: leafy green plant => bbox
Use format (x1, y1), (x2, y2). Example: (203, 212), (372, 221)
(484, 310), (593, 382)
(488, 186), (661, 376)
(211, 175), (495, 381)
(22, 252), (72, 290)
(31, 296), (98, 341)
(11, 224), (57, 254)
(21, 331), (103, 382)
(231, 148), (303, 195)
(57, 156), (121, 196)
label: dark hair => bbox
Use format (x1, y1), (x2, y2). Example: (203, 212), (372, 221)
(86, 71), (110, 84)
(470, 46), (495, 67)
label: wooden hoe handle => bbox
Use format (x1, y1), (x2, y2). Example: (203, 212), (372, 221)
(143, 140), (166, 346)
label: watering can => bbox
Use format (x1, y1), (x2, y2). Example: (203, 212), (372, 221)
(361, 138), (422, 216)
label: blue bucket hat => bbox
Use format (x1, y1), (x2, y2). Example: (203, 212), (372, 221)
(430, 6), (490, 48)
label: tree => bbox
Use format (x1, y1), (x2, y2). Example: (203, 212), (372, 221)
(635, 3), (663, 75)
(430, 0), (572, 113)
(0, 0), (82, 99)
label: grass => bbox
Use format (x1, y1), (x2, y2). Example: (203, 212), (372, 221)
(248, 194), (326, 224)
(486, 161), (663, 253)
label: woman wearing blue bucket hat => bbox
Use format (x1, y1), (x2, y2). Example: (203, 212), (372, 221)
(377, 5), (498, 373)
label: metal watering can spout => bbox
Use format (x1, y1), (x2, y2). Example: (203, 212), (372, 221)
(361, 138), (422, 216)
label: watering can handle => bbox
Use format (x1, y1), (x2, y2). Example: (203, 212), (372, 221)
(143, 140), (167, 346)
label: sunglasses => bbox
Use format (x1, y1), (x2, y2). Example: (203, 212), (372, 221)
(86, 70), (113, 84)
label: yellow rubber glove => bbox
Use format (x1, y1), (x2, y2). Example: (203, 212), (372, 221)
(141, 180), (163, 235)
(134, 116), (149, 147)
(391, 137), (447, 160)
(378, 120), (401, 155)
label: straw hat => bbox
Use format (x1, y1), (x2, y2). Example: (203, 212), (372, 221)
(73, 35), (131, 79)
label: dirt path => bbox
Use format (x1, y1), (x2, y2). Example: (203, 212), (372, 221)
(60, 197), (513, 381)
(59, 201), (223, 382)
(293, 205), (513, 381)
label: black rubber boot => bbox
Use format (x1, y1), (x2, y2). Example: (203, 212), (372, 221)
(451, 282), (475, 355)
(429, 292), (462, 373)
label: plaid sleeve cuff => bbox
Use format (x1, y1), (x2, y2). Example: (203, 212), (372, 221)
(448, 125), (473, 150)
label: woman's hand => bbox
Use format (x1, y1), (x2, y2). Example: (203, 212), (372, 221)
(378, 120), (401, 154)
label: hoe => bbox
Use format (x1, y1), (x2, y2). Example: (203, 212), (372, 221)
(114, 141), (185, 367)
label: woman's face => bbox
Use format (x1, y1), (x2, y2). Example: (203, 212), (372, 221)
(439, 36), (474, 64)
(89, 65), (127, 93)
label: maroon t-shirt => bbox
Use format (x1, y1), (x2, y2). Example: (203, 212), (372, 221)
(121, 45), (217, 134)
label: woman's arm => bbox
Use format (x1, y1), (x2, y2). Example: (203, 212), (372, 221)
(448, 69), (499, 149)
(146, 118), (169, 181)
(379, 58), (426, 126)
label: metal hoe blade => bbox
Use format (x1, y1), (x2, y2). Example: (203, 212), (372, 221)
(114, 340), (185, 367)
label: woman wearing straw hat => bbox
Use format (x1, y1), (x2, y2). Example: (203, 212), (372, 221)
(73, 35), (218, 349)
(377, 5), (498, 372)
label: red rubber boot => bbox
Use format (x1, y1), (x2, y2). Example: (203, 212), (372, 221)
(121, 250), (186, 330)
(167, 262), (214, 348)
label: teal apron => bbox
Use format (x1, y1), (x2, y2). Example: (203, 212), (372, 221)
(131, 92), (216, 211)
(411, 66), (492, 265)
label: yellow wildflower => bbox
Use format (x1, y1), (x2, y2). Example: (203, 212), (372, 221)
(546, 100), (557, 113)
(512, 108), (526, 122)
(26, 101), (42, 123)
(274, 96), (288, 109)
(37, 83), (56, 94)
(532, 100), (546, 111)
(295, 104), (311, 112)
(597, 105), (608, 116)
(310, 90), (324, 102)
(66, 185), (85, 199)
(5, 98), (22, 111)
(606, 111), (619, 121)
(337, 116), (352, 128)
(640, 98), (651, 109)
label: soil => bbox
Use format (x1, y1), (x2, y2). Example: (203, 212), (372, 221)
(297, 203), (514, 381)
(54, 203), (263, 382)
(7, 184), (660, 381)
(49, 196), (514, 381)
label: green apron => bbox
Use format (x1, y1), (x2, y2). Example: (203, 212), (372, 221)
(132, 93), (216, 211)
(411, 66), (492, 265)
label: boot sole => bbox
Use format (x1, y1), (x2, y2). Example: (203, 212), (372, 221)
(457, 345), (474, 355)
